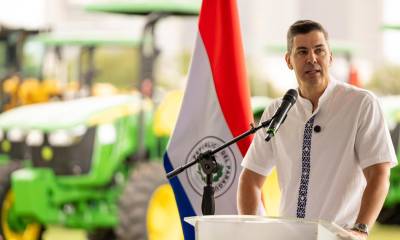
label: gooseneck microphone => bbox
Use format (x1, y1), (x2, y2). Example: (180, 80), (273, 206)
(265, 89), (298, 142)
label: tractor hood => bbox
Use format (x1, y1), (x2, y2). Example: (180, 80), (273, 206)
(0, 94), (151, 132)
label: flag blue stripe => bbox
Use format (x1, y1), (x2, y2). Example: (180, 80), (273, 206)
(163, 153), (196, 240)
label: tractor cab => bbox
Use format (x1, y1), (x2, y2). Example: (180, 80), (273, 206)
(85, 0), (200, 98)
(30, 33), (141, 99)
(0, 27), (42, 113)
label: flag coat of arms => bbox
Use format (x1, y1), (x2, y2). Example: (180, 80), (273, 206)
(163, 0), (253, 238)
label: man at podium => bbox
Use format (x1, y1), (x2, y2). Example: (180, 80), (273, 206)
(237, 20), (398, 239)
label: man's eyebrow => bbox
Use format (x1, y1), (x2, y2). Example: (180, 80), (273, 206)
(295, 46), (308, 51)
(313, 44), (326, 49)
(295, 44), (326, 51)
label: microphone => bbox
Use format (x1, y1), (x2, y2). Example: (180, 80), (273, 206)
(265, 89), (298, 142)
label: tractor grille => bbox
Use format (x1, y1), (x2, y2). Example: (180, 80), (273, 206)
(31, 127), (96, 176)
(0, 133), (28, 161)
(9, 141), (28, 160)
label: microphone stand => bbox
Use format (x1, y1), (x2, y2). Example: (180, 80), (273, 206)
(166, 118), (272, 215)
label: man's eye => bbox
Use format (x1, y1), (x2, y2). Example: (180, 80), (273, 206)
(315, 48), (325, 55)
(297, 50), (307, 55)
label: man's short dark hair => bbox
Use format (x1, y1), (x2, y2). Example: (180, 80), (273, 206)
(287, 20), (329, 54)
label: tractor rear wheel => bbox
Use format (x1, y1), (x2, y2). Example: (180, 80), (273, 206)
(87, 228), (116, 240)
(377, 205), (400, 225)
(116, 162), (183, 240)
(0, 162), (43, 240)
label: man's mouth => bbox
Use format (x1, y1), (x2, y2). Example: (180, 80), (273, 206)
(305, 69), (321, 74)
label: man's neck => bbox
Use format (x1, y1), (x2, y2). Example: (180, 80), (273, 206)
(299, 80), (329, 112)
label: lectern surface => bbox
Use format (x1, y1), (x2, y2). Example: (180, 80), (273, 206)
(185, 215), (356, 240)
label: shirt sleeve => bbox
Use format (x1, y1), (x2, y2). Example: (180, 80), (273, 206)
(241, 100), (279, 176)
(355, 93), (398, 169)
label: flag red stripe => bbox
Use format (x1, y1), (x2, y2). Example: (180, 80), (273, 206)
(198, 0), (253, 156)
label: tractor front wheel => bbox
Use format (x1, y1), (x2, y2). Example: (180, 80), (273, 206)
(116, 162), (183, 240)
(0, 162), (43, 240)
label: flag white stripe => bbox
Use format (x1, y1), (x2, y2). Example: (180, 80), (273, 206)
(168, 33), (243, 215)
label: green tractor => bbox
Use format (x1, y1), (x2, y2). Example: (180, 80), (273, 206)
(0, 94), (177, 240)
(377, 96), (400, 224)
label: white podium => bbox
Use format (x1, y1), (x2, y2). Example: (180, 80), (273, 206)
(185, 215), (356, 240)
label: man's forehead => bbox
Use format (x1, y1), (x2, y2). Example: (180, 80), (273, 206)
(292, 31), (328, 49)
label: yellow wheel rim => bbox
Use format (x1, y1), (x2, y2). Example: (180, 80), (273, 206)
(1, 191), (41, 240)
(262, 168), (281, 216)
(147, 184), (183, 240)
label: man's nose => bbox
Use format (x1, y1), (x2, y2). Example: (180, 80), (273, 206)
(306, 52), (317, 64)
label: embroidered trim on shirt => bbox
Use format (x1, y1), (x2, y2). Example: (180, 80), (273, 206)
(296, 115), (315, 218)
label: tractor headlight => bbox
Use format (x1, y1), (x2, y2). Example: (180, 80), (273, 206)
(98, 124), (116, 144)
(26, 130), (44, 146)
(48, 126), (87, 147)
(71, 125), (87, 137)
(7, 128), (24, 142)
(49, 130), (73, 146)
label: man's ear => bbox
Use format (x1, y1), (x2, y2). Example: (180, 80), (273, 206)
(285, 52), (293, 70)
(329, 51), (333, 65)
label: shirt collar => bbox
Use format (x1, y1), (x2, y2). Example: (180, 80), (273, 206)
(296, 76), (337, 117)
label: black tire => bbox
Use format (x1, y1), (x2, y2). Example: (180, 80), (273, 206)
(0, 161), (22, 193)
(87, 228), (116, 240)
(116, 162), (167, 240)
(377, 205), (400, 225)
(0, 161), (44, 240)
(0, 162), (22, 210)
